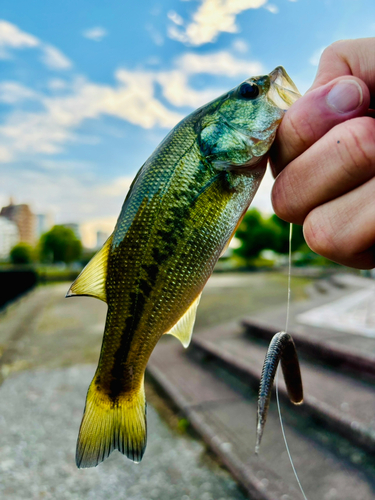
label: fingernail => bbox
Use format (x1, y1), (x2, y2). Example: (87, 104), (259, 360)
(326, 80), (363, 113)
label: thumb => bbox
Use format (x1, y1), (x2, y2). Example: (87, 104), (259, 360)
(270, 76), (370, 177)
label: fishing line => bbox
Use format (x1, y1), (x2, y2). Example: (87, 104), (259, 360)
(275, 223), (309, 500)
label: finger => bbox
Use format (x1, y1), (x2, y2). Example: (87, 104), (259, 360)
(270, 76), (370, 176)
(310, 38), (375, 99)
(303, 177), (375, 269)
(272, 116), (375, 224)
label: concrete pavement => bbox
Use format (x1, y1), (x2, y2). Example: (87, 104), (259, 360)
(0, 284), (247, 500)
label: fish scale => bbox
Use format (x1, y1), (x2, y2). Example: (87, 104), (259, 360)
(66, 66), (301, 468)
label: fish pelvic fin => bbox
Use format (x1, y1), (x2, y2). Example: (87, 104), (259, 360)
(165, 292), (202, 348)
(66, 234), (113, 302)
(76, 377), (147, 468)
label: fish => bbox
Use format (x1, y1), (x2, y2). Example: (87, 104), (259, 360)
(66, 66), (301, 469)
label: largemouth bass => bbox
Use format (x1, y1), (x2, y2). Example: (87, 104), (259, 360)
(67, 66), (300, 468)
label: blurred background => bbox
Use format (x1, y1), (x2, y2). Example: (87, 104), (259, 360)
(0, 1), (375, 499)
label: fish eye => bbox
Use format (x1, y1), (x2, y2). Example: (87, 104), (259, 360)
(238, 82), (259, 99)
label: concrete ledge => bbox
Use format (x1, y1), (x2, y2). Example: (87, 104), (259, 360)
(147, 362), (298, 500)
(241, 318), (375, 382)
(191, 333), (375, 455)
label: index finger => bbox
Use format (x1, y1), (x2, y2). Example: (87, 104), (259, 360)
(311, 38), (375, 96)
(270, 38), (375, 176)
(270, 76), (370, 176)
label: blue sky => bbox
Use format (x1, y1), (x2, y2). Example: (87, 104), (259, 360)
(1, 0), (375, 246)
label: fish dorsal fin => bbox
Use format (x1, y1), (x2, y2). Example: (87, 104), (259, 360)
(66, 235), (113, 303)
(166, 293), (202, 348)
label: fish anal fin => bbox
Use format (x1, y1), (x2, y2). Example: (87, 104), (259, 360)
(66, 235), (113, 303)
(76, 377), (147, 468)
(166, 293), (202, 348)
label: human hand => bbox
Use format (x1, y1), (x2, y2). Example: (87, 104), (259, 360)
(270, 38), (375, 269)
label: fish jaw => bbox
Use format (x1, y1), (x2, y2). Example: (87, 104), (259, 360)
(268, 66), (301, 110)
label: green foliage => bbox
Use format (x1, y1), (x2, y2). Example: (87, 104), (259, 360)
(234, 209), (276, 261)
(177, 418), (190, 433)
(40, 225), (82, 264)
(269, 215), (307, 254)
(10, 243), (35, 264)
(234, 209), (308, 265)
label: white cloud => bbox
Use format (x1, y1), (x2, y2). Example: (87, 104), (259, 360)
(0, 19), (72, 70)
(0, 50), (263, 162)
(112, 70), (183, 127)
(0, 165), (135, 246)
(309, 46), (326, 66)
(0, 19), (39, 58)
(177, 51), (262, 77)
(82, 26), (107, 42)
(41, 44), (72, 70)
(0, 82), (38, 103)
(48, 78), (68, 90)
(168, 0), (267, 46)
(232, 38), (249, 53)
(97, 176), (134, 197)
(146, 24), (164, 46)
(0, 145), (12, 162)
(265, 4), (279, 14)
(156, 52), (263, 108)
(0, 74), (183, 161)
(167, 11), (184, 26)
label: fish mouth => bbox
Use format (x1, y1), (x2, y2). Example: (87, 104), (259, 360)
(267, 66), (301, 110)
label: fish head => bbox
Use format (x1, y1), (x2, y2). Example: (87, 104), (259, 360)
(198, 66), (301, 171)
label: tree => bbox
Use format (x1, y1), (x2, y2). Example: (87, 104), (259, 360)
(234, 210), (309, 265)
(234, 208), (279, 261)
(10, 243), (34, 264)
(40, 225), (82, 264)
(270, 215), (307, 254)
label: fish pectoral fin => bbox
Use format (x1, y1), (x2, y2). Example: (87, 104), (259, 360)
(65, 234), (113, 303)
(166, 293), (202, 348)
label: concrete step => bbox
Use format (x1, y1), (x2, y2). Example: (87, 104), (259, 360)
(148, 336), (375, 500)
(192, 322), (375, 455)
(242, 318), (375, 382)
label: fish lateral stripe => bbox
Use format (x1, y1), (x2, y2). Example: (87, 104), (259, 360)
(76, 377), (147, 468)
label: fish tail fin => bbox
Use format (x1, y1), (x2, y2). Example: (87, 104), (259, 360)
(76, 378), (147, 468)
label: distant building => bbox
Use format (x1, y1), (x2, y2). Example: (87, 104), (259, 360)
(96, 230), (109, 249)
(0, 216), (19, 259)
(62, 223), (81, 239)
(36, 213), (54, 238)
(0, 200), (36, 244)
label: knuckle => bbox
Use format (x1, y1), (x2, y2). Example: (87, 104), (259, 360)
(322, 40), (348, 62)
(272, 173), (305, 225)
(271, 178), (289, 221)
(340, 117), (375, 178)
(285, 108), (314, 155)
(303, 210), (338, 259)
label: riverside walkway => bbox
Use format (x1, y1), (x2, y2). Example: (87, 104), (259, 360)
(0, 283), (246, 500)
(1, 272), (374, 500)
